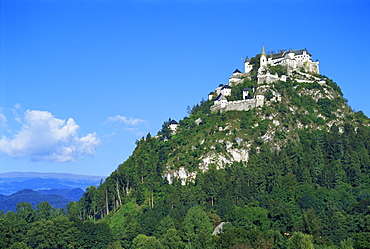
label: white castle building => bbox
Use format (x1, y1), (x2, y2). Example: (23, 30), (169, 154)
(210, 46), (321, 113)
(251, 46), (319, 84)
(245, 46), (320, 76)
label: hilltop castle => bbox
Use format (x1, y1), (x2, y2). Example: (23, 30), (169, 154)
(210, 46), (322, 113)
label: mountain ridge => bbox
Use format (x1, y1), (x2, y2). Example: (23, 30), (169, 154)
(0, 171), (105, 180)
(0, 188), (84, 213)
(0, 172), (105, 195)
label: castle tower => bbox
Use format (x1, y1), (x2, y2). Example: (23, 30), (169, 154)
(255, 91), (265, 107)
(244, 57), (253, 74)
(221, 85), (232, 96)
(169, 120), (179, 132)
(242, 88), (250, 100)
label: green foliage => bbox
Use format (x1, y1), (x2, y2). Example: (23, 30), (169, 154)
(0, 202), (115, 248)
(188, 99), (212, 117)
(36, 201), (54, 220)
(27, 217), (80, 249)
(266, 64), (287, 76)
(287, 232), (314, 249)
(353, 232), (370, 249)
(9, 242), (31, 249)
(228, 205), (271, 231)
(132, 234), (163, 249)
(318, 98), (336, 118)
(77, 221), (113, 248)
(16, 202), (36, 223)
(228, 79), (258, 101)
(183, 205), (213, 248)
(160, 228), (185, 249)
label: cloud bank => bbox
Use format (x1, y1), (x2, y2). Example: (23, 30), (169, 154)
(0, 110), (100, 162)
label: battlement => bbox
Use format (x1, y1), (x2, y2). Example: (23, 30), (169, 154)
(210, 94), (265, 113)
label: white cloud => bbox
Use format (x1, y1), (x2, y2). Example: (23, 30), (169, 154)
(108, 115), (147, 126)
(0, 110), (100, 162)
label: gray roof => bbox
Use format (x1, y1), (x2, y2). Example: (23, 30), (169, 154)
(233, 69), (242, 73)
(169, 120), (178, 125)
(268, 48), (311, 59)
(221, 85), (232, 89)
(214, 94), (227, 101)
(214, 94), (222, 101)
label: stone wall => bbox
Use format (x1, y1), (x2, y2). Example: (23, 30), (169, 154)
(211, 99), (258, 113)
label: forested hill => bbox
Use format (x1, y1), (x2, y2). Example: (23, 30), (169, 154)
(70, 67), (370, 248)
(2, 65), (370, 248)
(0, 189), (81, 213)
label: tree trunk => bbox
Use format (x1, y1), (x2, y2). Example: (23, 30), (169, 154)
(116, 180), (122, 206)
(105, 188), (109, 215)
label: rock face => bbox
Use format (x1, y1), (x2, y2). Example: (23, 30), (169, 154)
(212, 222), (228, 235)
(164, 167), (197, 185)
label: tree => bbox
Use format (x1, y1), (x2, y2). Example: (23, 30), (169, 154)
(1, 211), (29, 247)
(155, 215), (176, 236)
(183, 205), (213, 248)
(287, 232), (314, 249)
(77, 221), (113, 248)
(9, 242), (31, 249)
(67, 201), (82, 219)
(36, 201), (53, 220)
(301, 207), (322, 237)
(160, 228), (185, 249)
(353, 232), (370, 249)
(132, 234), (163, 249)
(27, 220), (57, 249)
(228, 206), (270, 231)
(16, 202), (36, 223)
(26, 217), (79, 249)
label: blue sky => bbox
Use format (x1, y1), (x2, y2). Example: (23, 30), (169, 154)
(0, 0), (369, 177)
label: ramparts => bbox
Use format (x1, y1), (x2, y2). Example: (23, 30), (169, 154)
(211, 99), (258, 113)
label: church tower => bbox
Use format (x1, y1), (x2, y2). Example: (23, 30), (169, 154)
(259, 45), (267, 72)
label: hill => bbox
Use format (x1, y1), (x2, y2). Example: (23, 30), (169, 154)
(36, 188), (85, 202)
(0, 189), (74, 213)
(1, 48), (370, 248)
(73, 50), (369, 248)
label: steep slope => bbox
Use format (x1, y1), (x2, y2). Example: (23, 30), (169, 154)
(74, 57), (370, 248)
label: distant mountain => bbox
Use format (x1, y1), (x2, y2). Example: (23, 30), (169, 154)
(0, 172), (104, 180)
(36, 188), (85, 202)
(0, 189), (73, 213)
(0, 172), (105, 195)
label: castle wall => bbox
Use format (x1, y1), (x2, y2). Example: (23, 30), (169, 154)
(257, 73), (286, 84)
(211, 99), (258, 113)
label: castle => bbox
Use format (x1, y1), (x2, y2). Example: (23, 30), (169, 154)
(210, 46), (321, 113)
